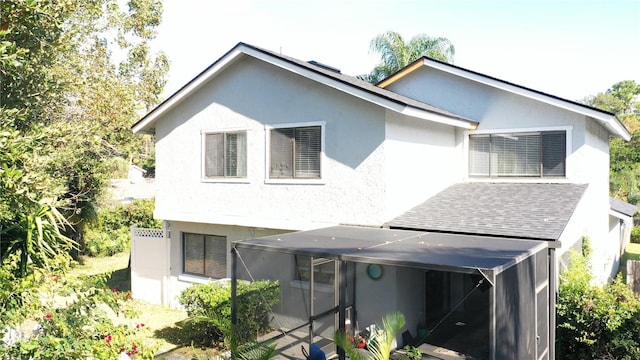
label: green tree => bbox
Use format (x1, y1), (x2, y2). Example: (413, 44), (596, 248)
(0, 0), (167, 274)
(583, 80), (640, 203)
(360, 31), (455, 84)
(556, 242), (640, 359)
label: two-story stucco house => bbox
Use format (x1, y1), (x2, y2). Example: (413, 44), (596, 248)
(131, 43), (632, 359)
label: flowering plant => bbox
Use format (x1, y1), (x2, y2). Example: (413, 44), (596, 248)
(0, 265), (158, 359)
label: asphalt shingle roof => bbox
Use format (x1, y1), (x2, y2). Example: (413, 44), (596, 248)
(386, 182), (588, 241)
(610, 197), (638, 217)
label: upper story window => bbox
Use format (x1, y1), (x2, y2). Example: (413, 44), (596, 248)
(469, 131), (566, 178)
(183, 233), (227, 278)
(269, 125), (321, 179)
(203, 131), (247, 178)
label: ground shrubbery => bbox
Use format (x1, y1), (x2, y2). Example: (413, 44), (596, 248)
(178, 280), (280, 347)
(631, 225), (640, 243)
(0, 255), (157, 359)
(556, 241), (640, 359)
(84, 199), (161, 256)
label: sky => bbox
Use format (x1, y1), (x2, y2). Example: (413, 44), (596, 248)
(150, 0), (640, 102)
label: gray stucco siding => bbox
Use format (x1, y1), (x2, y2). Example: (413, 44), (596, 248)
(154, 56), (393, 228)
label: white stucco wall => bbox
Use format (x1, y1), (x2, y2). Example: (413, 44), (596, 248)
(163, 221), (290, 308)
(154, 56), (394, 230)
(383, 111), (461, 220)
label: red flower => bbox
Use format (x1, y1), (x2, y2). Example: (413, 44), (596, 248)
(105, 334), (112, 345)
(45, 313), (52, 319)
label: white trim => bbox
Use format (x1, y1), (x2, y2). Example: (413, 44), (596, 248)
(420, 58), (631, 140)
(178, 274), (231, 285)
(610, 209), (634, 221)
(466, 125), (572, 135)
(264, 121), (326, 183)
(201, 128), (250, 181)
(155, 210), (338, 232)
(464, 126), (572, 179)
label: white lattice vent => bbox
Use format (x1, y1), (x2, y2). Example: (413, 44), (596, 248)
(132, 227), (164, 238)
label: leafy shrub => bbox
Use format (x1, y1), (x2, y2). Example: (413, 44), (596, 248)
(84, 227), (129, 256)
(83, 199), (161, 256)
(0, 256), (157, 359)
(556, 243), (640, 359)
(178, 280), (280, 346)
(631, 225), (640, 243)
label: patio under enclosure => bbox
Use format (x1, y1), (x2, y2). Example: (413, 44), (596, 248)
(230, 226), (555, 360)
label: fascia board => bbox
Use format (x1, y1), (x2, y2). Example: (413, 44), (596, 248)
(419, 59), (632, 140)
(400, 105), (478, 129)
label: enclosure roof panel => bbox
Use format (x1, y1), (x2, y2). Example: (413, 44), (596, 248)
(233, 226), (548, 276)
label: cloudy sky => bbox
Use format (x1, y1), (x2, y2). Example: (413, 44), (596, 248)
(150, 0), (640, 101)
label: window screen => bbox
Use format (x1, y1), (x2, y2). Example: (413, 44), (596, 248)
(270, 126), (321, 179)
(204, 132), (246, 178)
(183, 233), (227, 278)
(469, 131), (566, 178)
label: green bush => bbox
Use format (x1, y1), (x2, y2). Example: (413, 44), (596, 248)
(83, 199), (161, 256)
(178, 280), (280, 346)
(0, 256), (157, 359)
(556, 243), (640, 359)
(631, 225), (640, 243)
(84, 227), (129, 257)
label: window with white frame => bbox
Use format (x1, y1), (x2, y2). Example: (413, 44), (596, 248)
(469, 131), (566, 177)
(203, 131), (247, 178)
(183, 233), (227, 278)
(294, 255), (335, 285)
(270, 126), (321, 179)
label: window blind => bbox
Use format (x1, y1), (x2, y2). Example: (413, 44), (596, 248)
(542, 132), (565, 176)
(469, 131), (565, 178)
(204, 235), (227, 278)
(204, 132), (246, 178)
(294, 126), (321, 178)
(204, 133), (224, 177)
(469, 135), (490, 176)
(183, 233), (227, 278)
(270, 126), (321, 179)
(270, 128), (294, 178)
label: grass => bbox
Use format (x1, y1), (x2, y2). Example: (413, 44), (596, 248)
(70, 251), (223, 359)
(625, 243), (640, 261)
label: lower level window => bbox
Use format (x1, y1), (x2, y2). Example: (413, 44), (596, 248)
(183, 233), (227, 278)
(294, 256), (335, 285)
